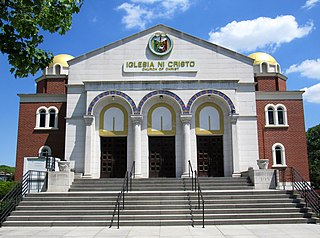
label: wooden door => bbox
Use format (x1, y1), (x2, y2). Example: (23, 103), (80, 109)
(149, 136), (175, 177)
(100, 137), (127, 178)
(197, 136), (224, 177)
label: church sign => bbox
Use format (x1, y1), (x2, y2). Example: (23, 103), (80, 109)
(123, 60), (198, 73)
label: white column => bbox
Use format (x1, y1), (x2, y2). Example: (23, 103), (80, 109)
(83, 115), (94, 178)
(131, 115), (143, 178)
(231, 114), (240, 177)
(180, 114), (192, 177)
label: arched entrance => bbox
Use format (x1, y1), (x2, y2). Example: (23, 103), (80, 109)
(147, 103), (176, 177)
(99, 103), (128, 178)
(195, 103), (224, 177)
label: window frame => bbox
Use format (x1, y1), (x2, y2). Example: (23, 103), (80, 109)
(264, 104), (288, 127)
(271, 143), (287, 168)
(35, 106), (59, 130)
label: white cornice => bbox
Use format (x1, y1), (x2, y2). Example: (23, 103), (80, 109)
(18, 94), (67, 103)
(256, 91), (303, 100)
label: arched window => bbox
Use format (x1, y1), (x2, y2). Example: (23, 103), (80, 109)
(39, 145), (52, 158)
(272, 143), (286, 166)
(267, 107), (275, 125)
(147, 103), (176, 136)
(261, 63), (268, 73)
(55, 65), (61, 75)
(49, 109), (57, 127)
(99, 104), (128, 136)
(265, 104), (288, 127)
(39, 109), (47, 127)
(35, 106), (59, 129)
(196, 103), (224, 135)
(277, 107), (284, 125)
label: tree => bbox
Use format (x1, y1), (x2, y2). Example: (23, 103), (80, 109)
(306, 124), (320, 189)
(0, 0), (83, 78)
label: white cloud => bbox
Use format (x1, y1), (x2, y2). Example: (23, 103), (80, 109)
(302, 0), (320, 9)
(286, 59), (320, 80)
(208, 15), (314, 52)
(302, 83), (320, 104)
(117, 0), (191, 30)
(117, 3), (153, 30)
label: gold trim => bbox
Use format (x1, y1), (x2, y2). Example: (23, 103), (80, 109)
(99, 103), (128, 137)
(196, 102), (224, 135)
(148, 103), (176, 136)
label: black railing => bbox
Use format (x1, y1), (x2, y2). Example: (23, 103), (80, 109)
(188, 160), (194, 191)
(0, 170), (48, 226)
(194, 170), (205, 228)
(188, 160), (204, 228)
(277, 167), (320, 217)
(109, 161), (135, 229)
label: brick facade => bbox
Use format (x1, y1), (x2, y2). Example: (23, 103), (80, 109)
(15, 101), (66, 180)
(256, 100), (309, 180)
(255, 76), (287, 91)
(36, 78), (67, 94)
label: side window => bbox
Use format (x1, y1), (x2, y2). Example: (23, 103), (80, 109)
(39, 109), (47, 128)
(267, 107), (275, 125)
(272, 143), (286, 166)
(55, 64), (61, 75)
(36, 106), (59, 129)
(39, 146), (52, 158)
(49, 109), (56, 128)
(277, 107), (284, 125)
(265, 104), (288, 127)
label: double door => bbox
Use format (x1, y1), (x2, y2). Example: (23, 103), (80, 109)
(197, 136), (224, 177)
(100, 137), (127, 178)
(149, 136), (175, 177)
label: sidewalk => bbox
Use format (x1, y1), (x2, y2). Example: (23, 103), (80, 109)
(0, 224), (319, 238)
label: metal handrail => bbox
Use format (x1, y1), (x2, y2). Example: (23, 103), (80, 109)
(188, 160), (194, 190)
(0, 170), (48, 226)
(277, 167), (320, 217)
(109, 161), (135, 228)
(194, 170), (205, 228)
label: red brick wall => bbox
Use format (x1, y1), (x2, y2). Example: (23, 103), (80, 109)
(36, 80), (46, 93)
(256, 100), (309, 181)
(277, 78), (287, 91)
(255, 76), (287, 92)
(15, 102), (66, 180)
(36, 78), (67, 94)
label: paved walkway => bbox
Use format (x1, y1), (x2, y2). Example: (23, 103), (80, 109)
(0, 224), (319, 238)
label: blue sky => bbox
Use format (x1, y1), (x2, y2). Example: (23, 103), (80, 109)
(1, 0), (320, 166)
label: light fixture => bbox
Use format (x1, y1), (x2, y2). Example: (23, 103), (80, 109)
(112, 95), (115, 101)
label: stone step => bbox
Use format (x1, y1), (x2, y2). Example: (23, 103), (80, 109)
(11, 207), (310, 216)
(2, 217), (314, 227)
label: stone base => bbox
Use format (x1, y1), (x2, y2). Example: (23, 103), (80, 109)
(47, 171), (74, 192)
(242, 169), (276, 190)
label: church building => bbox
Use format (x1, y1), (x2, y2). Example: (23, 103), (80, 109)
(15, 25), (309, 182)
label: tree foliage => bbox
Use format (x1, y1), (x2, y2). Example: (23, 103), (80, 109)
(306, 124), (320, 189)
(0, 181), (16, 199)
(0, 0), (83, 78)
(0, 165), (15, 174)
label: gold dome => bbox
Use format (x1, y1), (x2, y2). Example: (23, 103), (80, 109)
(49, 54), (74, 67)
(248, 52), (278, 65)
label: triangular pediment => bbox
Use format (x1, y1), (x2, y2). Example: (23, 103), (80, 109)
(67, 24), (254, 84)
(69, 24), (252, 66)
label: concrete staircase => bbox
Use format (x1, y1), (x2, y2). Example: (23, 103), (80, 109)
(2, 177), (318, 226)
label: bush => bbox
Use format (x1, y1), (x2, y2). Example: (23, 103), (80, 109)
(0, 181), (17, 199)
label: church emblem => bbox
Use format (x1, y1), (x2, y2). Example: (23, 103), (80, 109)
(148, 32), (173, 56)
